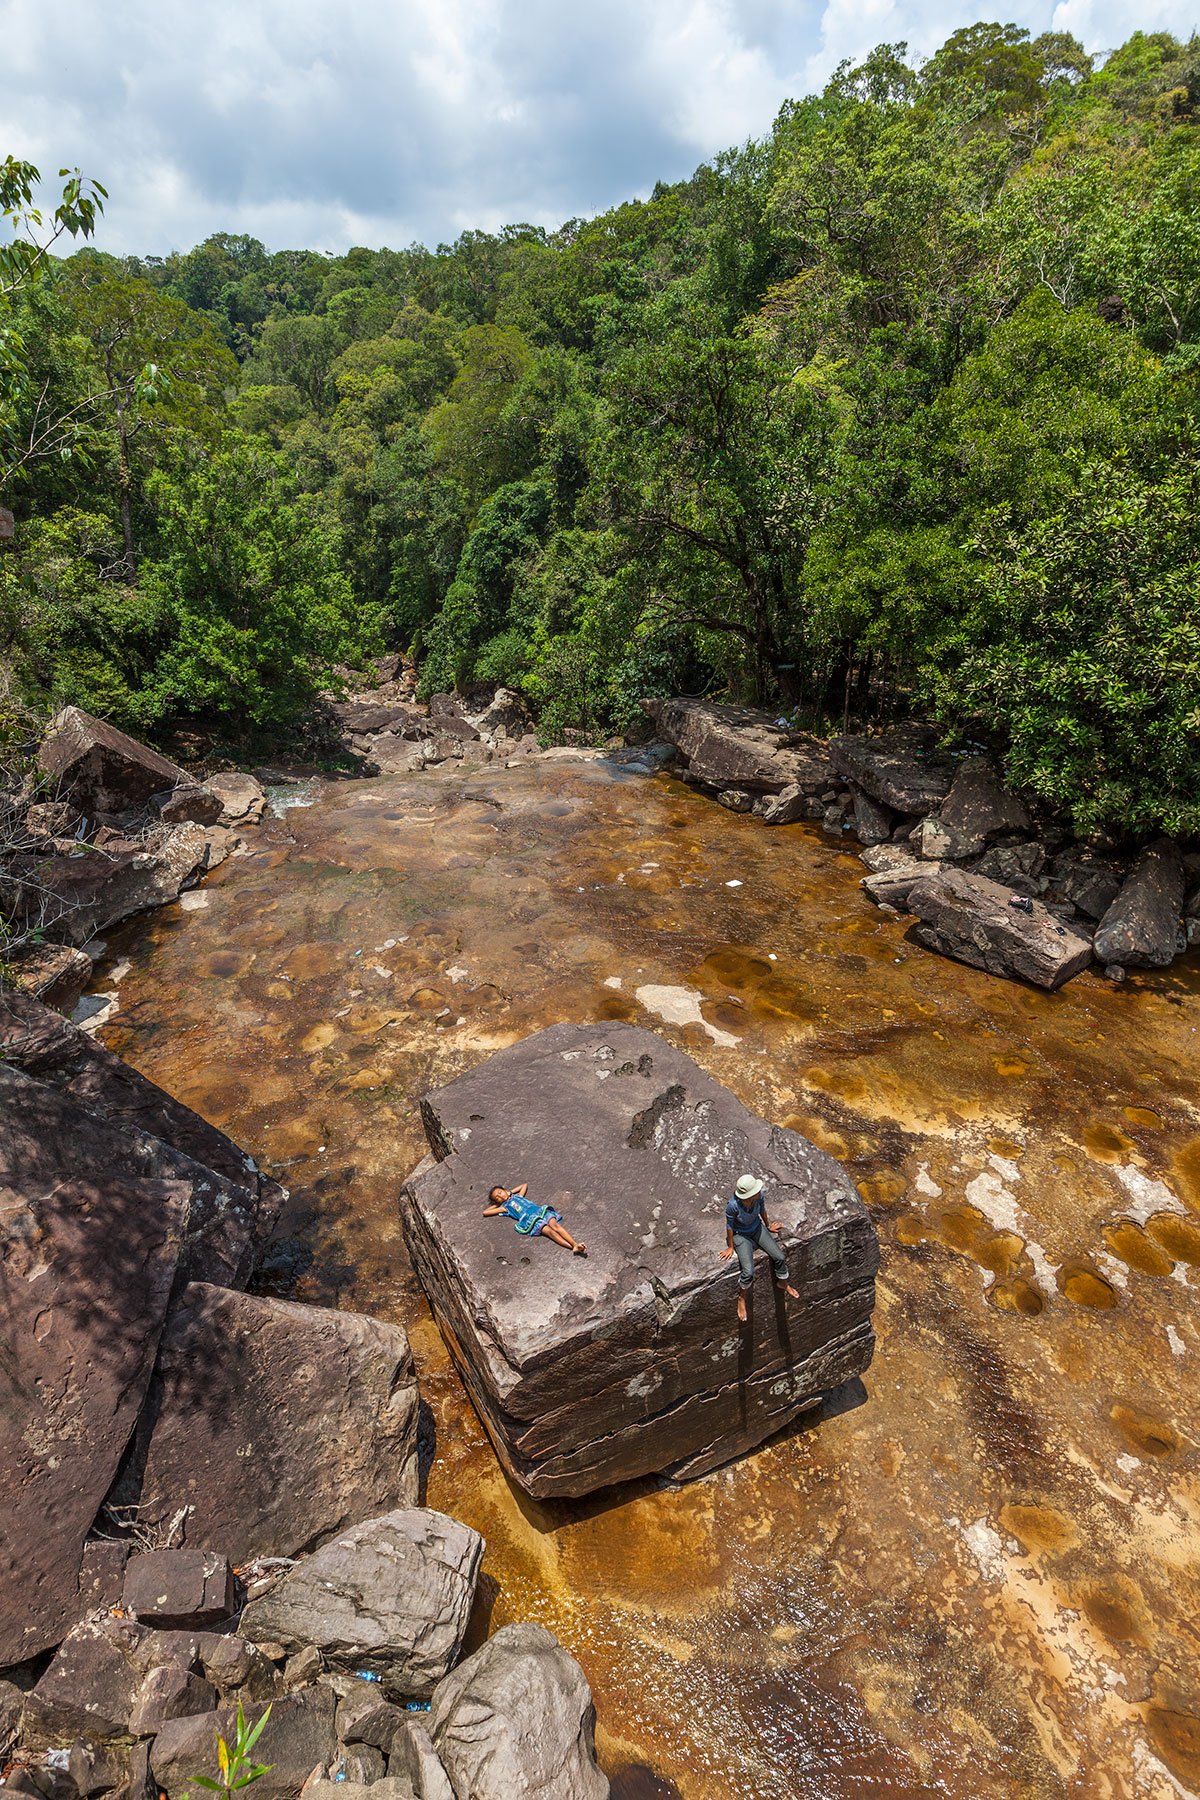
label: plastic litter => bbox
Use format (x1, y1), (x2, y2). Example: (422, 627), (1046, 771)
(1008, 895), (1034, 914)
(404, 1700), (431, 1712)
(354, 1670), (383, 1683)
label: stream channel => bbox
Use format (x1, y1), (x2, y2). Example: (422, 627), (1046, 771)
(93, 756), (1200, 1800)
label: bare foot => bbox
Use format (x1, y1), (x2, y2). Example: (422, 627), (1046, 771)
(785, 1284), (799, 1300)
(737, 1294), (747, 1324)
(573, 1243), (588, 1256)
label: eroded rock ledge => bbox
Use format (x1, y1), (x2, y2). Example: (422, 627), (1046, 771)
(400, 1023), (878, 1498)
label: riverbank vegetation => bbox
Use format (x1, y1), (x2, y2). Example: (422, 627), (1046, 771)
(2, 24), (1199, 831)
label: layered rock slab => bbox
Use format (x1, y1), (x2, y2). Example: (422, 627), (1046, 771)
(400, 1023), (877, 1497)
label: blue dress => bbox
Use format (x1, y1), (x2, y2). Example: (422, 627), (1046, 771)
(500, 1193), (563, 1237)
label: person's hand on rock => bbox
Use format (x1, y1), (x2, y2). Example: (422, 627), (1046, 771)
(720, 1246), (734, 1260)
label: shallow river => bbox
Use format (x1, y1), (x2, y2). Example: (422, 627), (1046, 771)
(96, 758), (1200, 1800)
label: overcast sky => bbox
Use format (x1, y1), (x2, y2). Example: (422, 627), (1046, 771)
(4, 0), (1196, 258)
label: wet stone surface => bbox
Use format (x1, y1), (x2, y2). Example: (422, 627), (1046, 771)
(95, 758), (1200, 1800)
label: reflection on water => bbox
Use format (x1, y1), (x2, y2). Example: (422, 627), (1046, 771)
(98, 761), (1200, 1800)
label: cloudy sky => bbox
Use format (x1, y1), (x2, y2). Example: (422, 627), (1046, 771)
(4, 0), (1196, 258)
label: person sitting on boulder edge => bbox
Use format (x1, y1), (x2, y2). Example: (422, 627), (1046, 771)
(485, 1182), (588, 1256)
(721, 1173), (800, 1323)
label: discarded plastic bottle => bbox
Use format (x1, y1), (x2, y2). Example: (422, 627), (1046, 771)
(404, 1700), (431, 1712)
(354, 1669), (382, 1683)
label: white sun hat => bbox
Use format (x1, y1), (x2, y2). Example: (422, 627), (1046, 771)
(734, 1174), (764, 1199)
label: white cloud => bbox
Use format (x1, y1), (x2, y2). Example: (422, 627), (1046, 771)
(2, 0), (1197, 257)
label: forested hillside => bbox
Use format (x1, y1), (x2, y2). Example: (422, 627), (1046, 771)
(2, 23), (1198, 832)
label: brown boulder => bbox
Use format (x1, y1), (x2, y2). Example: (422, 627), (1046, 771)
(905, 868), (1093, 989)
(152, 1689), (337, 1800)
(1093, 839), (1184, 968)
(155, 784), (224, 828)
(205, 773), (266, 826)
(401, 1023), (877, 1497)
(934, 755), (1031, 853)
(1, 823), (211, 947)
(134, 1284), (419, 1563)
(0, 1080), (187, 1669)
(5, 943), (93, 1013)
(650, 698), (828, 795)
(38, 708), (189, 814)
(25, 1614), (163, 1740)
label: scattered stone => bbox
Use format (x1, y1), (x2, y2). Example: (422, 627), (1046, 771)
(122, 1551), (235, 1630)
(716, 788), (754, 813)
(152, 1689), (338, 1800)
(401, 1023), (877, 1496)
(861, 858), (929, 911)
(975, 840), (1047, 896)
(5, 942), (93, 1013)
(155, 785), (223, 828)
(468, 687), (528, 740)
(135, 1284), (419, 1563)
(757, 783), (824, 825)
(25, 1614), (159, 1740)
(127, 1663), (218, 1737)
(388, 1719), (455, 1800)
(204, 773), (266, 826)
(303, 1783), (415, 1800)
(24, 800), (80, 841)
(916, 815), (977, 862)
(935, 756), (1031, 852)
(199, 1636), (279, 1703)
(336, 1747), (387, 1784)
(0, 1680), (23, 1750)
(428, 1623), (608, 1800)
(850, 786), (895, 846)
(905, 868), (1094, 989)
(1093, 839), (1185, 969)
(283, 1647), (324, 1691)
(38, 708), (190, 815)
(239, 1510), (482, 1699)
(67, 1738), (127, 1796)
(335, 1687), (409, 1756)
(829, 731), (952, 815)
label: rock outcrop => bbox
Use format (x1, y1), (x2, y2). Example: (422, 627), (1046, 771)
(828, 730), (952, 816)
(1093, 839), (1185, 969)
(133, 1284), (420, 1563)
(400, 1023), (877, 1497)
(205, 773), (266, 826)
(905, 868), (1094, 989)
(648, 698), (829, 798)
(427, 1623), (608, 1800)
(240, 1511), (482, 1698)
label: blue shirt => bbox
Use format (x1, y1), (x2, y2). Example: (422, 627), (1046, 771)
(726, 1192), (766, 1237)
(501, 1194), (543, 1232)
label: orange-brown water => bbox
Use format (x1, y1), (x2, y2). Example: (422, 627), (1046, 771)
(96, 761), (1200, 1800)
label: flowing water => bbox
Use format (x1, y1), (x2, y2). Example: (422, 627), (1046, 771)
(95, 758), (1200, 1800)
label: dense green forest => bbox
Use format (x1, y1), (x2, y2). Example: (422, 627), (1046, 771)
(2, 22), (1199, 833)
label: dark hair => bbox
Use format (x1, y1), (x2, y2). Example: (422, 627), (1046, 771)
(489, 1185), (506, 1203)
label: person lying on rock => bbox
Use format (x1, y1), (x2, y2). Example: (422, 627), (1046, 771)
(485, 1182), (588, 1256)
(721, 1173), (800, 1323)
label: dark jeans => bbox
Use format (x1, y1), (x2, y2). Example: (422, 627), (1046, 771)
(733, 1224), (789, 1291)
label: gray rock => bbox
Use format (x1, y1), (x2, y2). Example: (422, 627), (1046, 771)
(335, 1687), (409, 1755)
(123, 1551), (235, 1629)
(1093, 839), (1185, 968)
(905, 868), (1094, 989)
(303, 1783), (414, 1800)
(205, 773), (266, 826)
(335, 1747), (387, 1784)
(400, 1023), (877, 1497)
(716, 788), (754, 813)
(0, 822), (212, 947)
(428, 1623), (608, 1800)
(152, 1689), (338, 1800)
(916, 815), (977, 862)
(199, 1635), (280, 1702)
(0, 1679), (23, 1751)
(828, 731), (952, 815)
(758, 783), (825, 825)
(850, 786), (894, 846)
(68, 1739), (128, 1796)
(861, 858), (929, 911)
(936, 756), (1031, 852)
(239, 1510), (482, 1700)
(387, 1719), (455, 1800)
(468, 687), (529, 740)
(135, 1285), (419, 1565)
(649, 698), (829, 795)
(38, 708), (190, 814)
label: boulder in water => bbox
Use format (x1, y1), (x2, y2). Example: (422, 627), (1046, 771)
(1093, 839), (1184, 968)
(905, 867), (1093, 988)
(400, 1023), (877, 1497)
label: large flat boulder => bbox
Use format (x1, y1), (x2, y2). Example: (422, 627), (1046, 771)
(1093, 839), (1184, 968)
(240, 1510), (482, 1699)
(905, 868), (1093, 989)
(38, 708), (190, 815)
(0, 1088), (186, 1668)
(649, 699), (829, 795)
(829, 731), (952, 815)
(133, 1284), (419, 1562)
(400, 1024), (877, 1497)
(428, 1623), (608, 1800)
